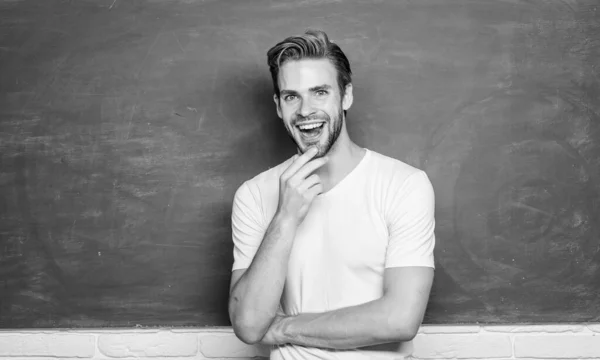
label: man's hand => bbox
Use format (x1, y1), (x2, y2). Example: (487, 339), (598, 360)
(276, 146), (328, 225)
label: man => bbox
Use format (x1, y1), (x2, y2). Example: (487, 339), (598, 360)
(228, 29), (436, 359)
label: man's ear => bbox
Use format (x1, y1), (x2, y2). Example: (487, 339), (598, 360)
(273, 94), (282, 119)
(342, 83), (354, 111)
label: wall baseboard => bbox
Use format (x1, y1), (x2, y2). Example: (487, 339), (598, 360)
(0, 324), (599, 359)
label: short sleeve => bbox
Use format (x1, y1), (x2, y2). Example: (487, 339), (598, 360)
(231, 182), (266, 271)
(385, 170), (436, 269)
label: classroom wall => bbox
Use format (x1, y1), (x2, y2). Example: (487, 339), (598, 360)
(2, 0), (599, 332)
(1, 325), (599, 359)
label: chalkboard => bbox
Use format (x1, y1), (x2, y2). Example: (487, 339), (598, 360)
(1, 0), (599, 328)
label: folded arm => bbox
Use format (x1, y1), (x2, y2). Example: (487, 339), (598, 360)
(262, 266), (434, 350)
(263, 171), (437, 350)
(228, 182), (299, 345)
(229, 151), (329, 344)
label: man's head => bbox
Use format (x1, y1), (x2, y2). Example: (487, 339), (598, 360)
(267, 30), (353, 158)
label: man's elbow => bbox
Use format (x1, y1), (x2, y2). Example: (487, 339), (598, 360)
(232, 324), (263, 345)
(387, 317), (421, 342)
(228, 297), (275, 344)
(230, 313), (271, 345)
(397, 323), (420, 341)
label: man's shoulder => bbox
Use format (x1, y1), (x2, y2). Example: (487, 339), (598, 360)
(366, 149), (426, 184)
(365, 150), (434, 219)
(234, 156), (294, 201)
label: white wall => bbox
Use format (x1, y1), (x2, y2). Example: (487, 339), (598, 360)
(1, 325), (599, 359)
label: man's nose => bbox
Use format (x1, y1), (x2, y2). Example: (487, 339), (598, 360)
(298, 98), (315, 117)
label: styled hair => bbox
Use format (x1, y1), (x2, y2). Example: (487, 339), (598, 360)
(267, 29), (352, 98)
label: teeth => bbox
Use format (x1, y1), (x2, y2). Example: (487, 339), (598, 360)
(298, 123), (324, 130)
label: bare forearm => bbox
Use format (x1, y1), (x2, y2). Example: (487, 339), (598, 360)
(274, 298), (415, 350)
(229, 214), (297, 341)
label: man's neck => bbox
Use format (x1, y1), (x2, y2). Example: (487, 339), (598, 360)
(315, 137), (366, 194)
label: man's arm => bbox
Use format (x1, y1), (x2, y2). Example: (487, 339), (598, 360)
(262, 170), (436, 349)
(229, 147), (327, 344)
(262, 266), (433, 349)
(229, 213), (298, 344)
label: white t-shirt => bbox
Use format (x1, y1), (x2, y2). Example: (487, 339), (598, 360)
(231, 149), (436, 360)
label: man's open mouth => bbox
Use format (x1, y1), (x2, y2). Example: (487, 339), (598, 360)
(296, 122), (325, 138)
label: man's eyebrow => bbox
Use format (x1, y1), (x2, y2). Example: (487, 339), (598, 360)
(280, 85), (333, 96)
(309, 84), (332, 92)
(279, 89), (298, 96)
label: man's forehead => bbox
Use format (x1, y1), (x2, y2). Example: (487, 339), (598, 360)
(279, 59), (337, 89)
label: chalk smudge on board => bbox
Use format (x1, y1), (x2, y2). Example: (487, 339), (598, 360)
(172, 32), (185, 54)
(197, 109), (205, 131)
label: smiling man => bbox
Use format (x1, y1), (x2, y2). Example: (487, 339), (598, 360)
(228, 29), (436, 359)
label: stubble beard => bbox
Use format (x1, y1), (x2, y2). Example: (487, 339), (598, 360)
(288, 107), (344, 159)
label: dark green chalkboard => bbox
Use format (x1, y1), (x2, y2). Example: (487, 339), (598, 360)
(1, 0), (599, 328)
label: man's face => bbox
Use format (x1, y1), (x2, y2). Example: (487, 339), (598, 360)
(274, 59), (353, 158)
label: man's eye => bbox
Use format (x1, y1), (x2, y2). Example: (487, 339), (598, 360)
(316, 90), (328, 96)
(284, 95), (297, 101)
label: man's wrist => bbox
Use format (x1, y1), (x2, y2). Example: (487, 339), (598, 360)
(273, 211), (300, 231)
